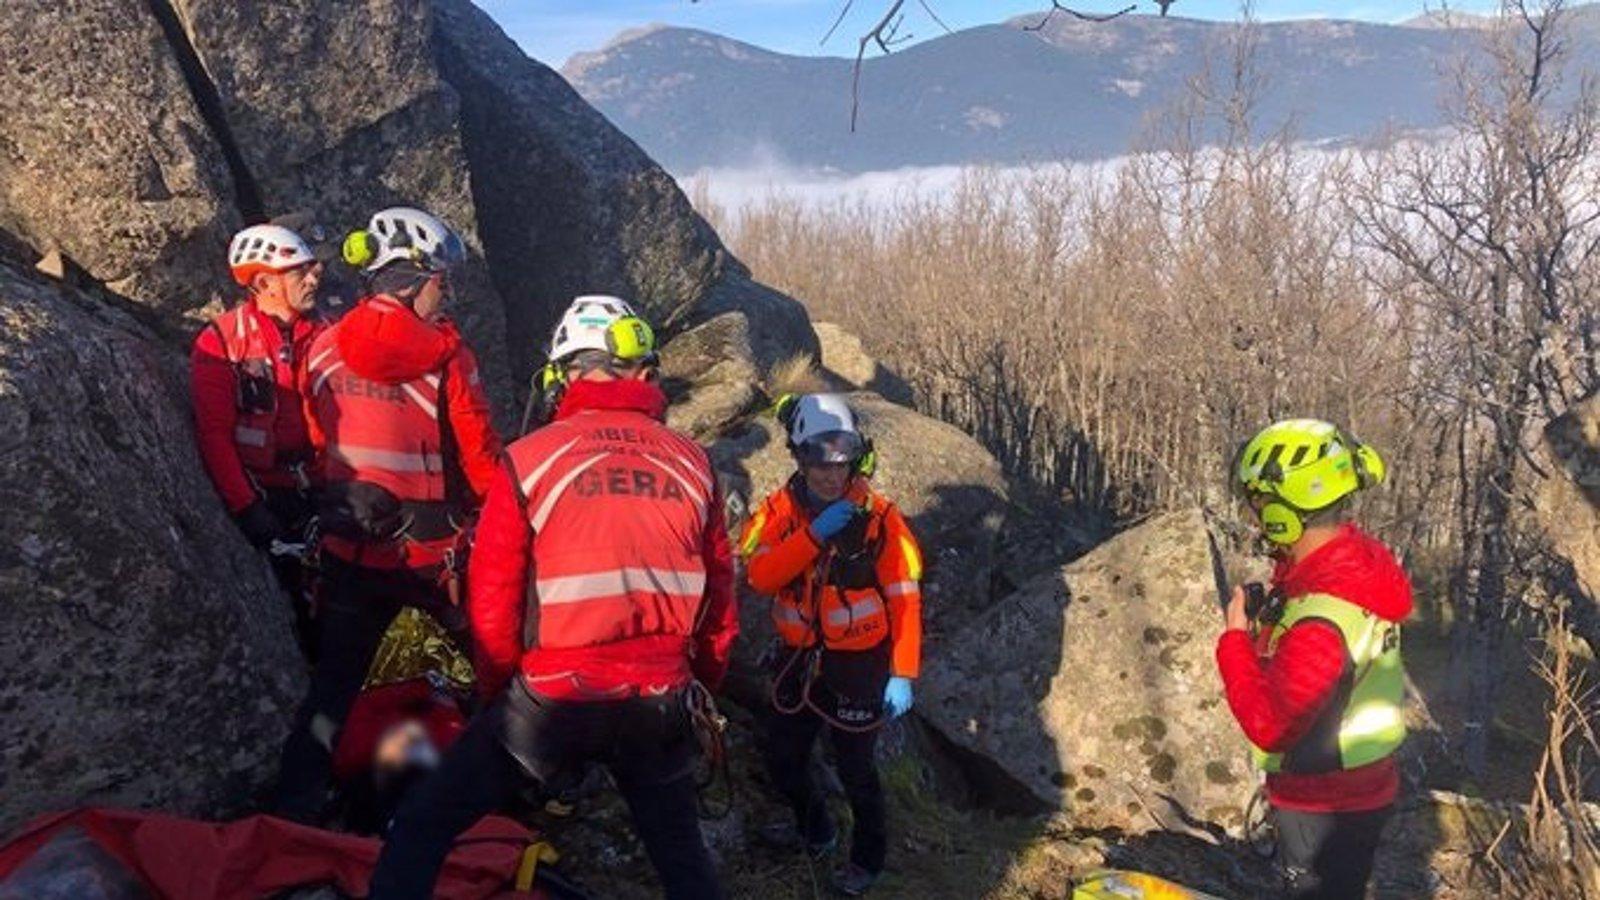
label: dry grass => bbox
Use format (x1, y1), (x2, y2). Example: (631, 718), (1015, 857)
(1483, 612), (1600, 896)
(769, 352), (829, 397)
(709, 145), (1431, 530)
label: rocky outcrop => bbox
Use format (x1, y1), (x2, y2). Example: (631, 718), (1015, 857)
(711, 391), (1009, 655)
(919, 509), (1252, 832)
(1538, 390), (1600, 657)
(428, 0), (815, 388)
(0, 0), (816, 418)
(814, 321), (914, 406)
(0, 0), (241, 308)
(659, 313), (763, 441)
(0, 254), (302, 832)
(169, 0), (513, 408)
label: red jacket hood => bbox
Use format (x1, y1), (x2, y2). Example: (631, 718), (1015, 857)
(554, 378), (669, 422)
(336, 295), (458, 384)
(1273, 524), (1413, 622)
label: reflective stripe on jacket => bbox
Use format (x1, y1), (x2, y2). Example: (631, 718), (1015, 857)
(740, 476), (924, 679)
(190, 299), (320, 512)
(301, 296), (503, 570)
(305, 329), (448, 503)
(1251, 593), (1405, 774)
(506, 412), (714, 654)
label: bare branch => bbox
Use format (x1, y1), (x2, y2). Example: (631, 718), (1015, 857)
(850, 0), (909, 132)
(1024, 0), (1138, 31)
(830, 0), (1131, 129)
(915, 0), (955, 35)
(822, 0), (858, 46)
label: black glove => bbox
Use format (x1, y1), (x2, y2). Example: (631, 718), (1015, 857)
(235, 500), (284, 548)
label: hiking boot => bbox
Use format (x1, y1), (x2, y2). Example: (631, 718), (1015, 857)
(831, 863), (878, 896)
(757, 819), (837, 859)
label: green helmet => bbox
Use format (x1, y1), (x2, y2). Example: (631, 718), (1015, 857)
(1233, 418), (1385, 544)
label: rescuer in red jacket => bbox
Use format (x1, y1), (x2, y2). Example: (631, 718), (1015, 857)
(369, 296), (737, 900)
(273, 207), (503, 823)
(1217, 419), (1411, 899)
(191, 223), (325, 655)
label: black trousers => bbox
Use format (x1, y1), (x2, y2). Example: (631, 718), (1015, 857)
(1277, 805), (1394, 900)
(368, 679), (724, 900)
(261, 487), (317, 660)
(272, 556), (466, 823)
(763, 645), (889, 874)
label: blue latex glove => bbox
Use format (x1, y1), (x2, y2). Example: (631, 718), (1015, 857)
(809, 500), (858, 542)
(883, 676), (914, 719)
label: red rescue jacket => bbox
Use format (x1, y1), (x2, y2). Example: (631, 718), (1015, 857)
(190, 300), (323, 513)
(302, 295), (502, 569)
(1215, 524), (1413, 812)
(469, 378), (738, 702)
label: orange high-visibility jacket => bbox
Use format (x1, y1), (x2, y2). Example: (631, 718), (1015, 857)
(740, 477), (924, 678)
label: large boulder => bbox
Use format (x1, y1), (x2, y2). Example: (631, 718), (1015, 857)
(0, 253), (302, 832)
(813, 321), (914, 406)
(919, 509), (1252, 832)
(170, 0), (513, 412)
(0, 0), (816, 421)
(427, 0), (816, 388)
(1538, 390), (1600, 657)
(0, 0), (241, 307)
(659, 313), (763, 441)
(711, 391), (1009, 655)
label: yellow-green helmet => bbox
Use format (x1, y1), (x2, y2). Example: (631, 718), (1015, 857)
(1233, 418), (1385, 544)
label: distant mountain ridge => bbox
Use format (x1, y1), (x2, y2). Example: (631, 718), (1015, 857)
(562, 6), (1600, 173)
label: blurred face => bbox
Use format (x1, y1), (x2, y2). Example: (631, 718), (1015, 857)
(252, 262), (322, 319)
(373, 720), (439, 776)
(804, 462), (851, 502)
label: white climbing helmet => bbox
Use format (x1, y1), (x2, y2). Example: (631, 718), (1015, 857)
(360, 207), (466, 273)
(227, 224), (316, 286)
(548, 294), (641, 362)
(787, 394), (866, 464)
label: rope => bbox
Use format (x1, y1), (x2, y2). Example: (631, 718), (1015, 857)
(769, 545), (889, 735)
(687, 680), (735, 820)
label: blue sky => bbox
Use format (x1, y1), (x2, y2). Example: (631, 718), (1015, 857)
(479, 0), (1505, 67)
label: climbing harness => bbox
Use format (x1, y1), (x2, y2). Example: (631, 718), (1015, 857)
(769, 547), (890, 735)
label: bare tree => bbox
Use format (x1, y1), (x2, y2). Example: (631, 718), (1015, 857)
(1351, 0), (1600, 778)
